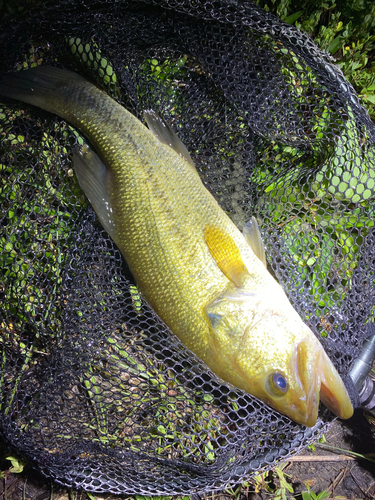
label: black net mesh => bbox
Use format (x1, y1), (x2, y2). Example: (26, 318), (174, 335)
(0, 0), (374, 495)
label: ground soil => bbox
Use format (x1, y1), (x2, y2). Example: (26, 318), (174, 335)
(282, 412), (375, 500)
(0, 410), (374, 500)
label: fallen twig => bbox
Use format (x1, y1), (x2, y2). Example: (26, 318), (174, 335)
(287, 454), (356, 462)
(329, 463), (350, 495)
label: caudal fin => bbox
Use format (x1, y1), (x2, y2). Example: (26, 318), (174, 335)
(0, 66), (88, 116)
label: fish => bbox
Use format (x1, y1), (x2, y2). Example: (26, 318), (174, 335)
(0, 66), (354, 426)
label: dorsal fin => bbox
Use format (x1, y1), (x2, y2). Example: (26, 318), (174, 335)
(143, 109), (196, 169)
(243, 216), (267, 267)
(204, 225), (250, 287)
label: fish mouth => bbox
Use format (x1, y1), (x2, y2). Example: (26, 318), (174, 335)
(294, 340), (353, 427)
(319, 348), (354, 420)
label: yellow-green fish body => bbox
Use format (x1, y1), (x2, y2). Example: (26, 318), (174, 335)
(0, 66), (353, 426)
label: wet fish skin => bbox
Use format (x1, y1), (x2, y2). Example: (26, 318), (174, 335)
(0, 66), (354, 426)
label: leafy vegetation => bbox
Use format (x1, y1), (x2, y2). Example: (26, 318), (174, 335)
(255, 0), (375, 120)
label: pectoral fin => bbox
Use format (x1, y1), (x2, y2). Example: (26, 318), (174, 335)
(143, 109), (196, 170)
(243, 217), (267, 267)
(73, 144), (117, 242)
(204, 225), (249, 287)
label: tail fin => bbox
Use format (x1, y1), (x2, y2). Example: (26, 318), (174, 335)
(0, 66), (88, 116)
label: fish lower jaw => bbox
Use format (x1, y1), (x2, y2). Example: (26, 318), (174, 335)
(269, 398), (319, 427)
(299, 408), (319, 427)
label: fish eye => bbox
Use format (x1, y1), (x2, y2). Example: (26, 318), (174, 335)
(267, 372), (289, 396)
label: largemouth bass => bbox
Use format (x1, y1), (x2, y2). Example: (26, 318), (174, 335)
(0, 66), (353, 426)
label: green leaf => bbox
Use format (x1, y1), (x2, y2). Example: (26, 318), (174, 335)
(363, 94), (375, 104)
(302, 492), (313, 500)
(328, 34), (342, 54)
(284, 10), (303, 24)
(5, 455), (25, 474)
(316, 490), (331, 500)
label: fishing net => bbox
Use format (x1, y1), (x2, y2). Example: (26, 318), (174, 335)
(0, 0), (374, 495)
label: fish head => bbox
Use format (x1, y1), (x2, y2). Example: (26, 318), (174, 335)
(206, 289), (353, 426)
